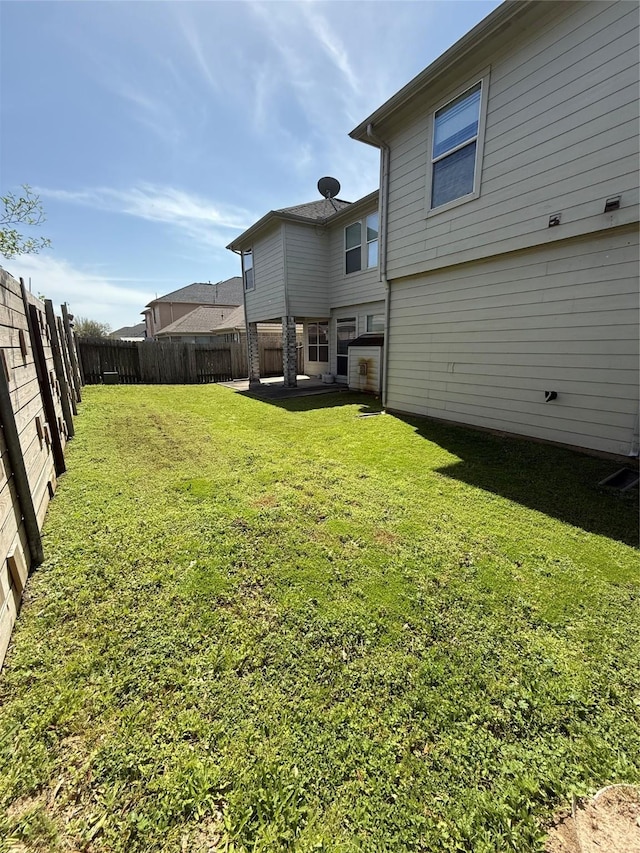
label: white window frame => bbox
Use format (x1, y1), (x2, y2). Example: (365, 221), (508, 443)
(242, 249), (254, 291)
(344, 222), (362, 275)
(344, 211), (379, 275)
(366, 313), (384, 333)
(307, 320), (329, 363)
(425, 68), (490, 218)
(366, 212), (379, 269)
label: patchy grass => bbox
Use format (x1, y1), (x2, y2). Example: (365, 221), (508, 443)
(0, 385), (638, 853)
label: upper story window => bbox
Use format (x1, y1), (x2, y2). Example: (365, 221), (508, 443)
(345, 212), (379, 274)
(431, 81), (482, 210)
(243, 250), (254, 291)
(345, 222), (362, 274)
(366, 213), (378, 267)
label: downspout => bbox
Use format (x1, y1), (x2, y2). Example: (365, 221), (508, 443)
(367, 123), (391, 408)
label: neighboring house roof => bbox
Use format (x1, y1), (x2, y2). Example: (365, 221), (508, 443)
(111, 323), (146, 339)
(227, 192), (377, 251)
(350, 0), (531, 143)
(145, 277), (243, 308)
(156, 305), (241, 336)
(156, 304), (281, 337)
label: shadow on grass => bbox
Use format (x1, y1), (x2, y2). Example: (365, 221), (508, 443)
(393, 413), (639, 548)
(239, 389), (382, 414)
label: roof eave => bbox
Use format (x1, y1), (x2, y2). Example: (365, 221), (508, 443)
(226, 209), (324, 252)
(349, 0), (533, 142)
(227, 194), (380, 250)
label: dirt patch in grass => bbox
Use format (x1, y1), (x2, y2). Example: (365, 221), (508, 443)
(546, 785), (640, 852)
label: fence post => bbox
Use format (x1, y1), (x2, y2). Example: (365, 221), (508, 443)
(20, 283), (66, 476)
(57, 317), (77, 415)
(61, 303), (82, 400)
(0, 361), (44, 566)
(44, 300), (75, 438)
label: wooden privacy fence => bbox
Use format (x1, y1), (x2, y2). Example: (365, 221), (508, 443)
(0, 267), (82, 667)
(79, 334), (304, 384)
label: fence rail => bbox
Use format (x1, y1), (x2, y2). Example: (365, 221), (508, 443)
(79, 335), (303, 384)
(0, 268), (81, 667)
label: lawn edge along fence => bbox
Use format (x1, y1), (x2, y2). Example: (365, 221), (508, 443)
(78, 334), (304, 385)
(0, 267), (82, 668)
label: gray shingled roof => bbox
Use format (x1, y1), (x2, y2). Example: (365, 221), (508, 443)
(156, 304), (281, 337)
(156, 306), (240, 336)
(274, 198), (351, 221)
(111, 323), (146, 338)
(148, 276), (243, 307)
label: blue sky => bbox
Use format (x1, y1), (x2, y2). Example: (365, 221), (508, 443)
(1, 0), (500, 329)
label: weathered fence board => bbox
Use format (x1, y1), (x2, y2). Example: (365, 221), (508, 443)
(0, 268), (80, 667)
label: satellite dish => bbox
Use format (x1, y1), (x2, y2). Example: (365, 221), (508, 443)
(317, 176), (341, 199)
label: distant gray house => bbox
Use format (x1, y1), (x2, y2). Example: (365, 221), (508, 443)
(156, 304), (280, 344)
(142, 278), (243, 339)
(110, 322), (146, 341)
(349, 0), (638, 457)
(227, 193), (385, 391)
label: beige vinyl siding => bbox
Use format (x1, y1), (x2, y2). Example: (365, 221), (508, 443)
(327, 205), (385, 308)
(384, 0), (639, 279)
(244, 224), (286, 323)
(386, 226), (639, 456)
(329, 301), (385, 377)
(284, 223), (330, 317)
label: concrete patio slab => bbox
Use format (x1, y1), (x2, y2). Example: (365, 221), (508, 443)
(219, 375), (349, 400)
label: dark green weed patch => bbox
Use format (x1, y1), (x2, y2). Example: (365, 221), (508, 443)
(0, 386), (638, 852)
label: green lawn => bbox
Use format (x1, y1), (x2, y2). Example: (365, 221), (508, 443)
(0, 386), (638, 853)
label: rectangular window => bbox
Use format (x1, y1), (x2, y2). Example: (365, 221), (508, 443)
(345, 223), (362, 274)
(366, 213), (378, 268)
(243, 250), (254, 291)
(431, 81), (482, 209)
(345, 212), (379, 274)
(366, 313), (384, 333)
(308, 321), (328, 363)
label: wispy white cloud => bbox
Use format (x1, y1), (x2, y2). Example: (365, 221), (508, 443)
(38, 184), (255, 250)
(299, 3), (360, 96)
(174, 7), (220, 94)
(107, 81), (183, 146)
(244, 1), (381, 199)
(3, 254), (155, 329)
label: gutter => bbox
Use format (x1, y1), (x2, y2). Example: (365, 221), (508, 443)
(367, 123), (391, 408)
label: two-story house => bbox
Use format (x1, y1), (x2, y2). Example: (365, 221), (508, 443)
(347, 0), (638, 458)
(142, 278), (243, 339)
(227, 193), (385, 389)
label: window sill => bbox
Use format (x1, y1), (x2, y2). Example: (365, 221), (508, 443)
(426, 190), (479, 219)
(344, 265), (379, 278)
